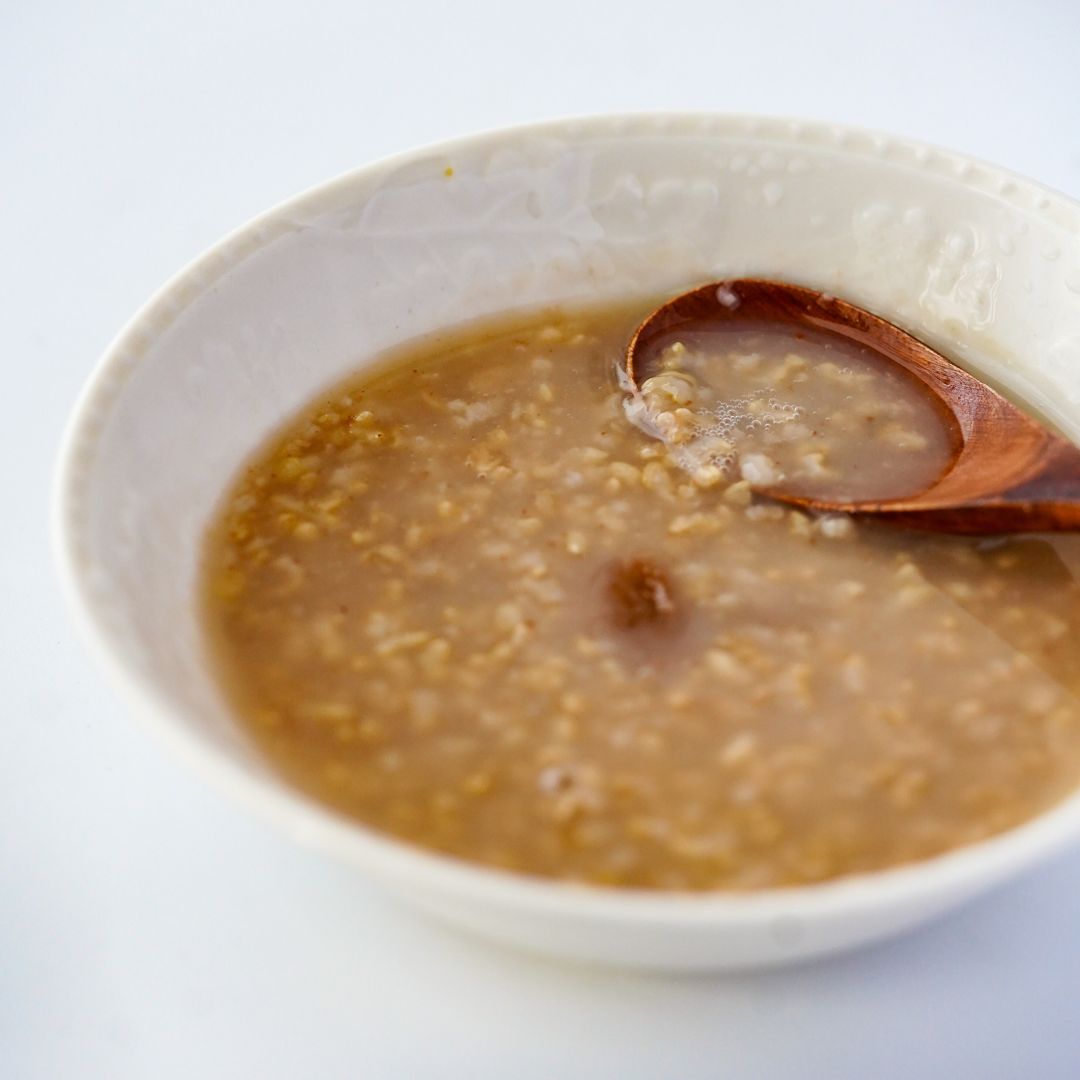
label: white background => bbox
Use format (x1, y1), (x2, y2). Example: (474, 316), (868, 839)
(5, 1), (1080, 1076)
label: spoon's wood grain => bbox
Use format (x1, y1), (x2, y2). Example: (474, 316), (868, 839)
(626, 279), (1080, 534)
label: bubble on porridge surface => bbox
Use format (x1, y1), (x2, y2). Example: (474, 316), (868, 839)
(715, 285), (741, 310)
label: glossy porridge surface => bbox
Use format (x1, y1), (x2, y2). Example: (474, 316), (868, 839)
(202, 301), (1080, 890)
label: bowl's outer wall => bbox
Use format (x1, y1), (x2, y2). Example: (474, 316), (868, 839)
(57, 115), (1080, 969)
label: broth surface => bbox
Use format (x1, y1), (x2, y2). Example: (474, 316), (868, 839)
(203, 302), (1080, 890)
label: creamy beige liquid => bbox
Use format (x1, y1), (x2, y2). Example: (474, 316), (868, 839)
(202, 302), (1080, 890)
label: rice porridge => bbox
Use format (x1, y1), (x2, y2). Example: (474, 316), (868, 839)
(202, 301), (1080, 890)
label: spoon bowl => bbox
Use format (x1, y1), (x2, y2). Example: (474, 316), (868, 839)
(626, 279), (1080, 534)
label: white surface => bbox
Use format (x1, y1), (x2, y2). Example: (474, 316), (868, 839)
(6, 0), (1080, 1074)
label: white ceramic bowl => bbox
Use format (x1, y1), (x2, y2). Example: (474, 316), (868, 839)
(55, 114), (1080, 971)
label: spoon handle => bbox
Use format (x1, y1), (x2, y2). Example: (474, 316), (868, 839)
(979, 433), (1080, 529)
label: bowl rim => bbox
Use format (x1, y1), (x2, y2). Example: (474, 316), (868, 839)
(53, 110), (1080, 925)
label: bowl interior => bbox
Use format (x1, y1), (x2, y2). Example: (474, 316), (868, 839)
(60, 114), (1080, 851)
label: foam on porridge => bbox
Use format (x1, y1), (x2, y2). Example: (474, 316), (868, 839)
(202, 302), (1080, 890)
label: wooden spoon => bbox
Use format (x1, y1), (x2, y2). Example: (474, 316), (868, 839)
(626, 279), (1080, 534)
